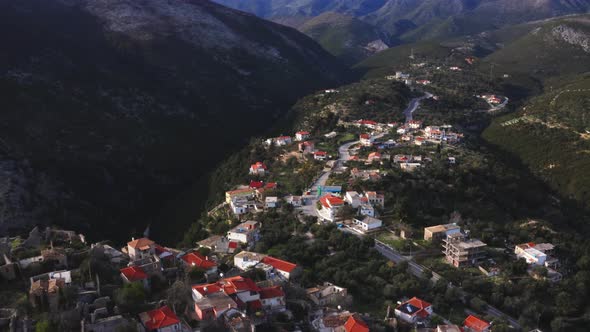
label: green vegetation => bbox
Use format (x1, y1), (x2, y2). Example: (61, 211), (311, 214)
(484, 74), (590, 205)
(300, 12), (385, 66)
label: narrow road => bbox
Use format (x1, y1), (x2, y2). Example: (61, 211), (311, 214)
(374, 240), (522, 330)
(404, 92), (433, 122)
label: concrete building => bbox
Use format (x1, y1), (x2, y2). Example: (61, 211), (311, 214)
(424, 224), (461, 242)
(443, 233), (487, 268)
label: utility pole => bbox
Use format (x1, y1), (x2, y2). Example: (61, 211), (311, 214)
(489, 63), (495, 81)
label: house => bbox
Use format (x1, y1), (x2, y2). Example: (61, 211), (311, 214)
(249, 162), (267, 176)
(127, 237), (156, 261)
(397, 127), (407, 134)
(357, 120), (378, 130)
(344, 314), (369, 332)
(249, 180), (264, 189)
(359, 204), (375, 217)
(265, 196), (278, 209)
(443, 233), (487, 268)
(449, 66), (461, 71)
(286, 195), (302, 207)
(295, 131), (311, 141)
(139, 306), (181, 332)
(424, 224), (461, 242)
(30, 278), (65, 312)
(194, 291), (237, 321)
(259, 286), (286, 311)
(227, 221), (260, 246)
(359, 134), (373, 146)
(198, 236), (238, 254)
(192, 276), (262, 320)
(225, 188), (255, 204)
(276, 136), (292, 146)
(306, 282), (348, 306)
(325, 131), (338, 139)
(395, 297), (433, 324)
(515, 242), (556, 267)
(41, 248), (68, 268)
(345, 191), (361, 208)
(120, 266), (149, 290)
(318, 194), (345, 222)
(299, 141), (315, 154)
(364, 191), (384, 208)
(368, 152), (381, 163)
(416, 79), (431, 85)
(181, 252), (217, 274)
(400, 162), (421, 172)
(353, 216), (382, 233)
(233, 251), (267, 270)
(314, 151), (328, 161)
(261, 256), (301, 280)
(463, 315), (491, 332)
(408, 120), (423, 129)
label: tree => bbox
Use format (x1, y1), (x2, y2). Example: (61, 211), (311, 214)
(186, 267), (207, 284)
(167, 281), (191, 313)
(115, 282), (146, 314)
(35, 317), (57, 332)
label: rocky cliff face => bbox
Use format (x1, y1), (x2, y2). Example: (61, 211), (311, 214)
(552, 24), (590, 53)
(0, 0), (346, 242)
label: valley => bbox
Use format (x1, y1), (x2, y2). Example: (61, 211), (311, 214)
(1, 1), (590, 331)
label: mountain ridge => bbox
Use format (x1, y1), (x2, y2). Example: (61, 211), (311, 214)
(0, 0), (347, 242)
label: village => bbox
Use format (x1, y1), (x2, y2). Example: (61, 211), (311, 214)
(0, 71), (552, 332)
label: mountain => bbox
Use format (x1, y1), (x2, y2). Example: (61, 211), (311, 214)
(355, 14), (590, 80)
(214, 0), (590, 46)
(0, 0), (346, 242)
(299, 12), (390, 65)
(483, 74), (590, 206)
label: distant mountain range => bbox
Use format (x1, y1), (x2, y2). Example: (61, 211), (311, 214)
(214, 0), (590, 63)
(0, 0), (345, 242)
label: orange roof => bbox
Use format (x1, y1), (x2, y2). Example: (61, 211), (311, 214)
(181, 252), (217, 270)
(314, 151), (327, 156)
(140, 306), (179, 331)
(127, 238), (154, 250)
(396, 297), (432, 318)
(259, 286), (285, 299)
(296, 131), (310, 135)
(120, 266), (148, 282)
(250, 162), (267, 170)
(320, 194), (344, 208)
(360, 133), (370, 139)
(464, 315), (490, 332)
(261, 256), (298, 273)
(344, 314), (370, 332)
(368, 152), (381, 157)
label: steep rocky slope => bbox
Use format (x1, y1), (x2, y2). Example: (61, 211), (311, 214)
(0, 0), (346, 242)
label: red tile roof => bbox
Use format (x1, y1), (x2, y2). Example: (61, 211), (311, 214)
(127, 237), (154, 250)
(140, 306), (180, 331)
(261, 256), (298, 273)
(368, 152), (381, 158)
(359, 120), (378, 125)
(314, 151), (327, 156)
(250, 162), (267, 171)
(464, 315), (491, 332)
(249, 180), (264, 189)
(259, 286), (285, 299)
(360, 133), (371, 139)
(344, 314), (370, 332)
(396, 297), (432, 318)
(228, 241), (238, 249)
(320, 194), (345, 208)
(296, 131), (310, 135)
(192, 284), (222, 296)
(181, 252), (217, 270)
(265, 182), (277, 189)
(120, 266), (148, 282)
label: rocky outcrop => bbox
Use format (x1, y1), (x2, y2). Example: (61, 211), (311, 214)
(552, 24), (590, 53)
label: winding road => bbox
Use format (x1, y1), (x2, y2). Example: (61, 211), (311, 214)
(404, 92), (433, 122)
